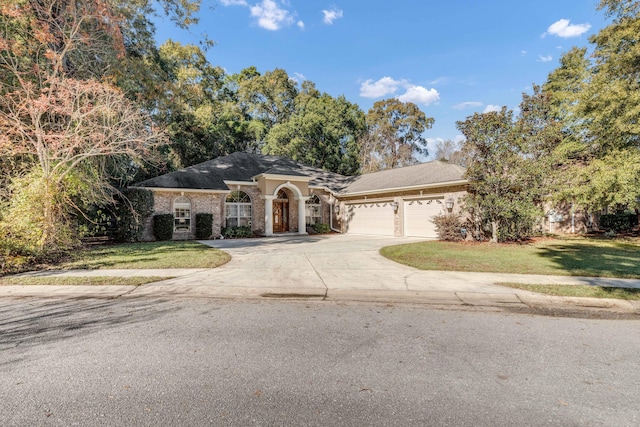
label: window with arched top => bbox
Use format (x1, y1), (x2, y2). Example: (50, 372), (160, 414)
(226, 190), (252, 227)
(276, 189), (288, 200)
(305, 195), (322, 226)
(174, 195), (191, 232)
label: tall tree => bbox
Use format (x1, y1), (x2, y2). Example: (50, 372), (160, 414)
(263, 89), (365, 175)
(235, 67), (298, 150)
(542, 0), (640, 212)
(0, 0), (185, 251)
(0, 77), (165, 250)
(433, 139), (468, 166)
(360, 99), (433, 172)
(154, 40), (228, 168)
(458, 108), (517, 242)
(543, 47), (591, 158)
(581, 0), (640, 152)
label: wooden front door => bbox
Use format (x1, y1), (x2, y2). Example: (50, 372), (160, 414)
(273, 201), (289, 232)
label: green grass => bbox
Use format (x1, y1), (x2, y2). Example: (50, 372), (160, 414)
(0, 276), (171, 286)
(60, 241), (231, 270)
(381, 237), (640, 278)
(498, 283), (640, 300)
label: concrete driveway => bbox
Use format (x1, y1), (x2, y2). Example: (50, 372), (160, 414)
(153, 233), (638, 297)
(5, 233), (639, 313)
(188, 234), (523, 295)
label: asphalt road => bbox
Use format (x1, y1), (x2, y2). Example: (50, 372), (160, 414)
(1, 297), (638, 426)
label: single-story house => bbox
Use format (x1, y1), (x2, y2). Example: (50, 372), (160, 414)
(132, 152), (468, 240)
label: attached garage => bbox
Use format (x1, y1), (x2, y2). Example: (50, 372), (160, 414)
(403, 198), (444, 238)
(345, 202), (395, 236)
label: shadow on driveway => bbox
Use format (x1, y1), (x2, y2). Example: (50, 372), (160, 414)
(199, 234), (327, 249)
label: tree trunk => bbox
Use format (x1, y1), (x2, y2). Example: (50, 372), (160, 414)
(490, 220), (498, 243)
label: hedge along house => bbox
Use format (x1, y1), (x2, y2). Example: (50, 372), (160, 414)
(132, 152), (468, 240)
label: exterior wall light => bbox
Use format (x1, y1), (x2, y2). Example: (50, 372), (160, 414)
(445, 197), (454, 211)
(391, 202), (399, 211)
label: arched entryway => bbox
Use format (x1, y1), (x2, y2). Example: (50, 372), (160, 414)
(273, 189), (289, 232)
(263, 181), (309, 236)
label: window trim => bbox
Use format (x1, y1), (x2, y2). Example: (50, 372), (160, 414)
(305, 194), (322, 226)
(225, 190), (252, 228)
(173, 195), (192, 232)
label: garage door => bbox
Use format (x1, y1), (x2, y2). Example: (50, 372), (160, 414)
(346, 202), (395, 236)
(404, 198), (444, 238)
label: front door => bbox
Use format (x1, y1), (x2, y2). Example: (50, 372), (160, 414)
(273, 201), (289, 232)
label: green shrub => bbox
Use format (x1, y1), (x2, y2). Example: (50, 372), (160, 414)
(221, 225), (252, 239)
(600, 213), (638, 232)
(195, 213), (214, 239)
(432, 213), (465, 241)
(114, 188), (154, 243)
(312, 223), (331, 234)
(153, 214), (174, 241)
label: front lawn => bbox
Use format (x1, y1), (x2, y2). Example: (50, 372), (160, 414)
(61, 241), (231, 270)
(381, 237), (640, 279)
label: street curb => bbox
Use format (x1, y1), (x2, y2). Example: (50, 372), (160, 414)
(517, 293), (640, 313)
(1, 285), (639, 316)
(326, 289), (464, 305)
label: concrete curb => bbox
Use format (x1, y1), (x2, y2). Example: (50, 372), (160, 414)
(1, 284), (638, 316)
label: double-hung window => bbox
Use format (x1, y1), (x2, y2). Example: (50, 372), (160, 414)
(305, 195), (322, 226)
(174, 196), (191, 232)
(226, 191), (252, 227)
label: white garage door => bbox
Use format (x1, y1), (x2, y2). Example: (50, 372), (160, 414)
(404, 198), (444, 238)
(346, 202), (395, 236)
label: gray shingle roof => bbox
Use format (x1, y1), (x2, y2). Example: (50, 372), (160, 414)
(342, 161), (466, 194)
(134, 152), (350, 192)
(133, 153), (466, 194)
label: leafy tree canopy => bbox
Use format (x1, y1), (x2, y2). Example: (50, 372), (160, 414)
(360, 98), (433, 172)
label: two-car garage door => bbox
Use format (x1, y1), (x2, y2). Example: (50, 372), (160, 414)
(345, 198), (444, 238)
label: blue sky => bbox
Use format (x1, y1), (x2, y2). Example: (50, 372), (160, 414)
(154, 0), (610, 159)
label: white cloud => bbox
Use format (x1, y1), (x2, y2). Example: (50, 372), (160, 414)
(538, 54), (553, 62)
(453, 134), (465, 143)
(297, 20), (305, 29)
(359, 77), (404, 98)
(360, 77), (439, 105)
(322, 7), (343, 25)
(483, 104), (501, 113)
(397, 86), (440, 105)
(453, 101), (482, 110)
(291, 72), (306, 83)
(546, 19), (591, 38)
(221, 0), (247, 5)
(250, 0), (293, 30)
(429, 77), (449, 85)
(521, 50), (527, 56)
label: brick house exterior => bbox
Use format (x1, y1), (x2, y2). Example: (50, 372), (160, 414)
(132, 152), (468, 240)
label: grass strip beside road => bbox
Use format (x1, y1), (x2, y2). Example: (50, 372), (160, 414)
(381, 237), (640, 279)
(499, 283), (640, 300)
(62, 241), (231, 270)
(0, 276), (172, 286)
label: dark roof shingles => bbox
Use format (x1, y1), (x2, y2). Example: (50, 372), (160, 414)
(134, 153), (465, 194)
